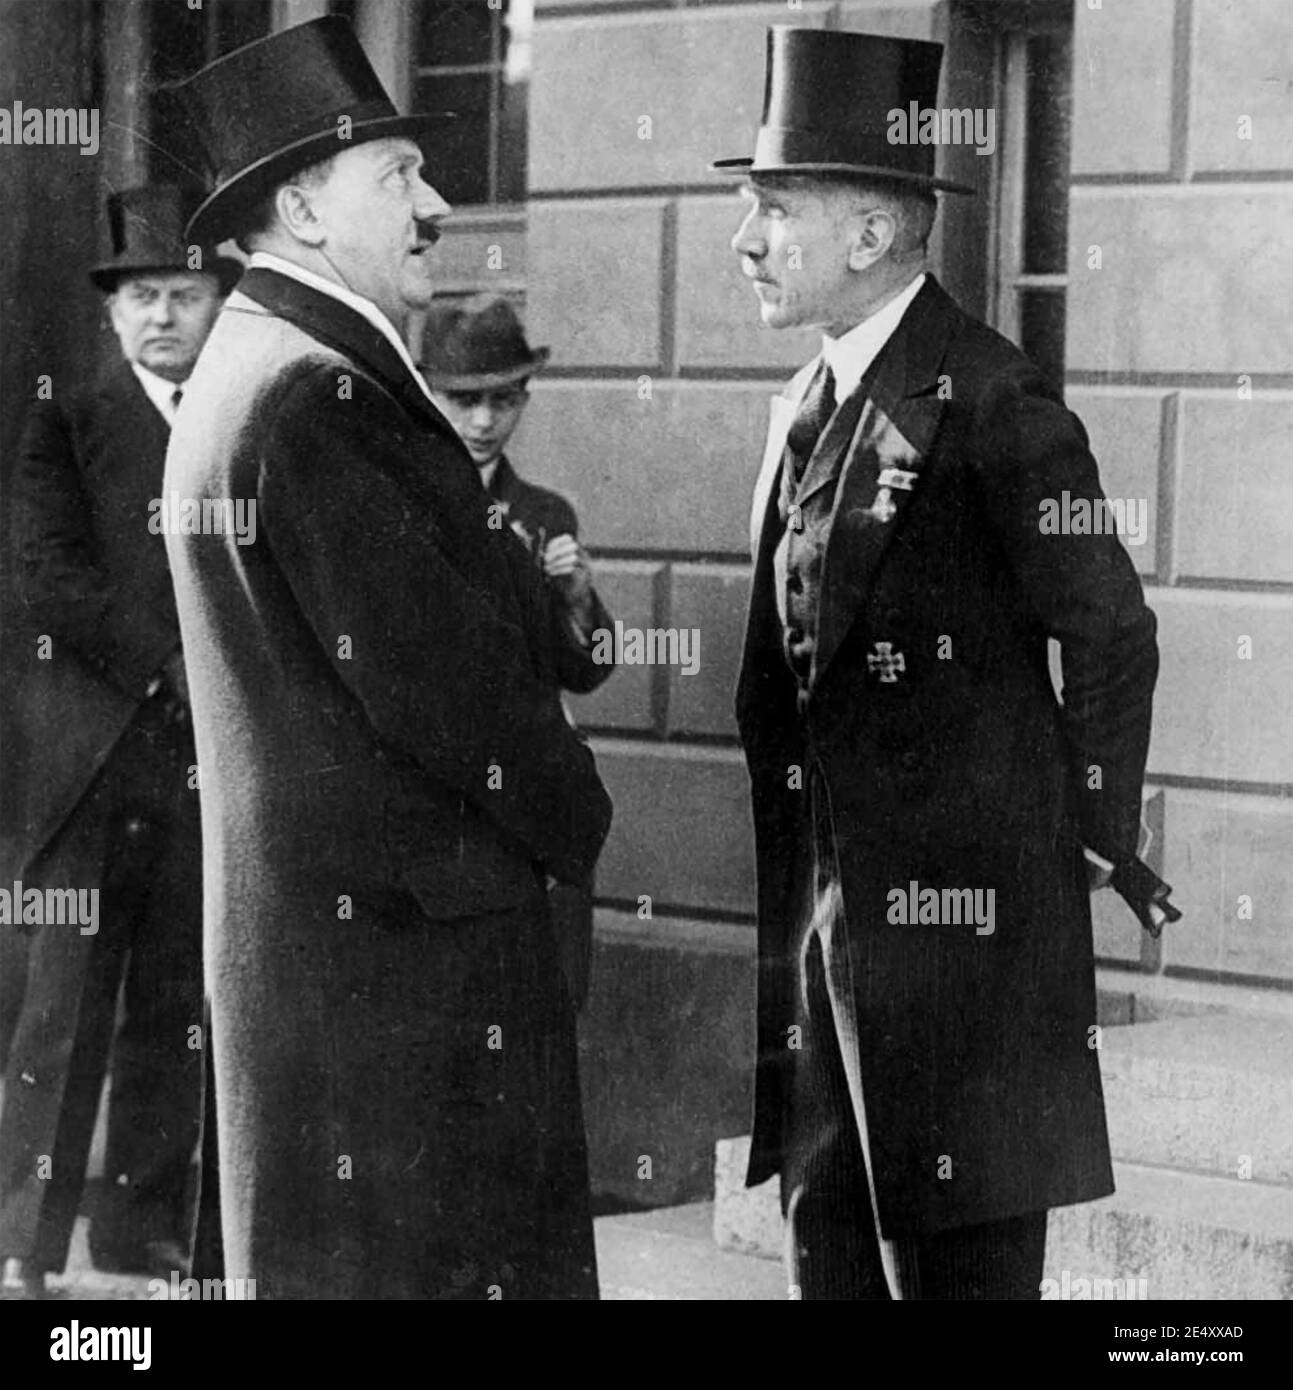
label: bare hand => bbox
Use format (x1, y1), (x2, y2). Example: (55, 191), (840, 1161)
(542, 533), (593, 607)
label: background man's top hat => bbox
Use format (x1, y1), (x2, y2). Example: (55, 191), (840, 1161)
(173, 16), (451, 245)
(713, 27), (973, 194)
(421, 296), (550, 391)
(89, 183), (243, 294)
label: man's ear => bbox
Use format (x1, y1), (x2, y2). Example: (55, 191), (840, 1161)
(276, 183), (326, 247)
(846, 208), (897, 272)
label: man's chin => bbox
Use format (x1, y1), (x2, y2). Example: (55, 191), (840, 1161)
(401, 258), (439, 310)
(759, 303), (804, 331)
(137, 349), (192, 380)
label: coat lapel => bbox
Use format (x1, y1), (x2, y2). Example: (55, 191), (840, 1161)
(234, 267), (460, 443)
(811, 276), (964, 690)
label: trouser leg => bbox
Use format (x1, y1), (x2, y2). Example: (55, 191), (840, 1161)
(91, 784), (202, 1269)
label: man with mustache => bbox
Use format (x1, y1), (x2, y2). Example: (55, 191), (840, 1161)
(721, 29), (1175, 1299)
(164, 18), (610, 1299)
(1, 183), (238, 1297)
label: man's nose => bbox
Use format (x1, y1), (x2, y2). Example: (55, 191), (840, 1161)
(731, 209), (766, 259)
(412, 173), (452, 222)
(148, 297), (177, 325)
(469, 403), (496, 429)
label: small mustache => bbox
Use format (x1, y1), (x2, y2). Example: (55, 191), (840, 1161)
(414, 218), (443, 248)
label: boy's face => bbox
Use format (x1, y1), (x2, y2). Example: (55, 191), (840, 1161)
(433, 383), (530, 468)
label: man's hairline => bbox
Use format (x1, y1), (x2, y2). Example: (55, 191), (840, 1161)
(743, 171), (936, 209)
(107, 269), (222, 300)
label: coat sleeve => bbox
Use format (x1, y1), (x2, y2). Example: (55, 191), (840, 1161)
(969, 361), (1159, 866)
(12, 397), (176, 699)
(550, 586), (615, 694)
(505, 478), (615, 694)
(258, 366), (611, 885)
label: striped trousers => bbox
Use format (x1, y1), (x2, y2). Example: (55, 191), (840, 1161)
(779, 774), (1046, 1301)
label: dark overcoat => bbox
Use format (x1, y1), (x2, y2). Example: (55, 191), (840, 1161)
(0, 362), (200, 1267)
(1, 362), (184, 882)
(163, 268), (612, 1299)
(736, 277), (1159, 1237)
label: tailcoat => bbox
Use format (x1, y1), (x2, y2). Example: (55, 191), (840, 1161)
(736, 276), (1158, 1235)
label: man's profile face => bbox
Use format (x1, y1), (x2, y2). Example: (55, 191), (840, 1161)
(731, 178), (859, 333)
(306, 137), (451, 324)
(433, 383), (529, 468)
(108, 272), (222, 381)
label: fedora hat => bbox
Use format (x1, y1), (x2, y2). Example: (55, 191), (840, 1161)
(713, 27), (973, 194)
(173, 16), (452, 246)
(421, 296), (550, 391)
(89, 183), (243, 294)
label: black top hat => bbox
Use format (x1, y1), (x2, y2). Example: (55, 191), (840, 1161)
(173, 16), (451, 246)
(713, 27), (973, 194)
(421, 296), (550, 391)
(89, 183), (243, 294)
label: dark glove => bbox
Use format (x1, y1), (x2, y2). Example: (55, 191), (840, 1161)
(1111, 857), (1182, 939)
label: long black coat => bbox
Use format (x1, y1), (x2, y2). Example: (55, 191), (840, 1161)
(0, 361), (201, 1267)
(736, 277), (1158, 1236)
(164, 268), (612, 1298)
(1, 362), (183, 881)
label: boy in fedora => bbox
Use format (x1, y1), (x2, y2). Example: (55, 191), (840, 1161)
(0, 183), (238, 1297)
(721, 28), (1175, 1299)
(165, 18), (611, 1299)
(424, 294), (616, 1009)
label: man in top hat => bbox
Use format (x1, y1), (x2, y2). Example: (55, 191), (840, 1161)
(0, 183), (239, 1297)
(423, 294), (616, 1009)
(720, 28), (1177, 1299)
(165, 17), (611, 1299)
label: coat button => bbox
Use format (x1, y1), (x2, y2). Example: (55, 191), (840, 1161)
(884, 607), (902, 627)
(899, 750), (920, 772)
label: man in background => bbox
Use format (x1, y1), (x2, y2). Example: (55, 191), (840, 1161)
(423, 294), (615, 1008)
(0, 183), (239, 1297)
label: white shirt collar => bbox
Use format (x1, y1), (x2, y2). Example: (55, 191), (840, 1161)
(820, 272), (927, 401)
(478, 458), (501, 491)
(130, 362), (187, 427)
(247, 251), (436, 405)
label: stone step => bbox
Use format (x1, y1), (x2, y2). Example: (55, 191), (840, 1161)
(714, 1139), (1293, 1299)
(1046, 1162), (1293, 1300)
(1100, 1014), (1293, 1184)
(594, 1202), (785, 1301)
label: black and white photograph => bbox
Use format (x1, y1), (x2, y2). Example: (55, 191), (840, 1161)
(0, 0), (1287, 1357)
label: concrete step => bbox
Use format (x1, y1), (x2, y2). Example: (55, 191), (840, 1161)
(714, 1138), (1293, 1299)
(594, 1202), (785, 1300)
(1046, 1161), (1293, 1300)
(1100, 1014), (1293, 1184)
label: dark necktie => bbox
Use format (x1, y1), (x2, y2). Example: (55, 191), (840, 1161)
(171, 388), (183, 413)
(785, 361), (837, 487)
